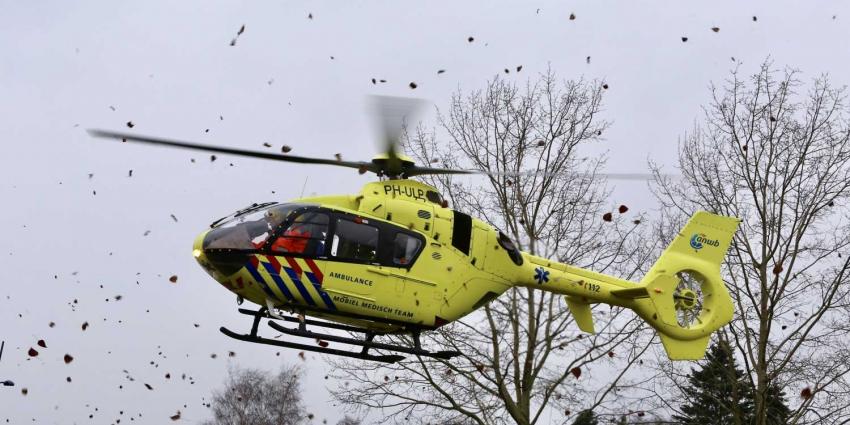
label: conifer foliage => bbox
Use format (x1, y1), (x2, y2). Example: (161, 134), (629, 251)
(572, 410), (599, 425)
(675, 341), (789, 424)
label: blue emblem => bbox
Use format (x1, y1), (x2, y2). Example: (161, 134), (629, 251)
(533, 267), (550, 284)
(690, 233), (704, 250)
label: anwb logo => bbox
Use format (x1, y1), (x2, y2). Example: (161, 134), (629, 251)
(690, 233), (719, 250)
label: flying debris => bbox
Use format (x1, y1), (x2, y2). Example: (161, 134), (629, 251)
(230, 24), (246, 46)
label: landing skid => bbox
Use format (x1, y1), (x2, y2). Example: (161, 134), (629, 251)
(219, 308), (460, 363)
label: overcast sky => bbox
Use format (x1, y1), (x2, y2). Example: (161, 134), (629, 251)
(2, 1), (850, 423)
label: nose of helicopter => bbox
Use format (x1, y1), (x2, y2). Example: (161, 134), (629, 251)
(192, 230), (207, 262)
(193, 229), (248, 280)
(193, 230), (215, 275)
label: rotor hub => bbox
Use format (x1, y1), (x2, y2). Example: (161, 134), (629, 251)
(675, 289), (698, 310)
(673, 271), (705, 328)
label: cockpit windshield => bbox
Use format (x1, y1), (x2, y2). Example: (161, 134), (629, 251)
(204, 203), (305, 251)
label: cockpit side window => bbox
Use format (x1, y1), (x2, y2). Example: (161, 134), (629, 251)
(392, 233), (423, 266)
(269, 212), (329, 256)
(498, 231), (524, 266)
(331, 219), (379, 263)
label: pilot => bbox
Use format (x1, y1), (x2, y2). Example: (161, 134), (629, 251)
(393, 237), (411, 265)
(271, 226), (311, 254)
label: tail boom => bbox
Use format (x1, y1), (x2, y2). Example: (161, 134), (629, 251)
(516, 211), (740, 360)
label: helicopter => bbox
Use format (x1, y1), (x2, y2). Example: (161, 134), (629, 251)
(88, 100), (740, 363)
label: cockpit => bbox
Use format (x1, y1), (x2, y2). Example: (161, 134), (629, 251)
(199, 203), (425, 275)
(204, 203), (326, 255)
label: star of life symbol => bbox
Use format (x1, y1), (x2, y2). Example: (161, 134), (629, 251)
(534, 267), (550, 284)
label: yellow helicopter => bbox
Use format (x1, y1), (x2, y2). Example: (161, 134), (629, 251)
(89, 102), (739, 363)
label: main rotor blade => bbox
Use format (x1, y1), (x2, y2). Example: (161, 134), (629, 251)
(88, 129), (375, 172)
(369, 95), (425, 163)
(405, 165), (673, 180)
(479, 169), (676, 181)
(405, 166), (479, 177)
(601, 173), (679, 181)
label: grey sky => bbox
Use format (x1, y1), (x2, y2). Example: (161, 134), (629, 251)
(2, 1), (849, 423)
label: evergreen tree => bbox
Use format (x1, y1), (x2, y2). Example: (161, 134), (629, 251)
(572, 410), (599, 425)
(762, 384), (790, 425)
(674, 340), (793, 424)
(674, 341), (754, 425)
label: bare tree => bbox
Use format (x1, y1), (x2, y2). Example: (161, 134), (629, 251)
(652, 60), (850, 424)
(330, 70), (658, 424)
(203, 364), (305, 425)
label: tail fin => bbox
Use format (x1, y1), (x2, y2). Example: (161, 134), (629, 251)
(615, 211), (740, 360)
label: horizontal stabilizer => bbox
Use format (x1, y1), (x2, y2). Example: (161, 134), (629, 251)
(611, 286), (649, 299)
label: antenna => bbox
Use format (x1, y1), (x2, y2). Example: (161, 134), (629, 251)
(0, 340), (4, 362)
(300, 177), (309, 198)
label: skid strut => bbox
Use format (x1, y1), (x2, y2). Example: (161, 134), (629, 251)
(220, 308), (460, 363)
